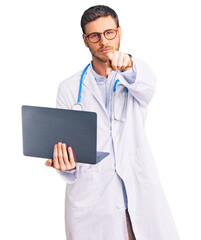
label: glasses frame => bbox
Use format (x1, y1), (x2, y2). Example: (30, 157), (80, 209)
(84, 28), (119, 43)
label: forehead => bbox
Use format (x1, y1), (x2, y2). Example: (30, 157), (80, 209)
(85, 16), (117, 34)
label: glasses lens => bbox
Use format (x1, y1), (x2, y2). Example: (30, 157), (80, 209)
(88, 33), (100, 43)
(104, 30), (117, 40)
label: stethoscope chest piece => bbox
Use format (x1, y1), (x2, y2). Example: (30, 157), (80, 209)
(72, 102), (83, 111)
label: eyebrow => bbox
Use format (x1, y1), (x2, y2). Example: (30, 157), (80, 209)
(86, 29), (116, 36)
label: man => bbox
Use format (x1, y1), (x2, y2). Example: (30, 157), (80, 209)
(45, 5), (180, 240)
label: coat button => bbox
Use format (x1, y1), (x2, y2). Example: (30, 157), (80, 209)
(116, 205), (121, 210)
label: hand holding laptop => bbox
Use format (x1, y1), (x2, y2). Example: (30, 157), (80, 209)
(45, 142), (76, 171)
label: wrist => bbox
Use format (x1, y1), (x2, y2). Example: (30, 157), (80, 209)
(121, 54), (133, 72)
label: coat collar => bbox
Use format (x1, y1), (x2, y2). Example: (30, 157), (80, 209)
(82, 65), (109, 119)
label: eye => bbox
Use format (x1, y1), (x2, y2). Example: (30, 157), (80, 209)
(106, 29), (115, 35)
(90, 33), (99, 38)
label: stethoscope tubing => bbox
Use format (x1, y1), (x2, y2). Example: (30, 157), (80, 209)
(76, 63), (128, 121)
(78, 63), (127, 100)
(77, 63), (90, 103)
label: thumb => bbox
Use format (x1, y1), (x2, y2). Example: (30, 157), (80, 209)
(45, 159), (53, 167)
(105, 66), (113, 76)
(106, 52), (113, 61)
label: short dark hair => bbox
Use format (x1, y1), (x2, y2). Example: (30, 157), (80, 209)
(81, 5), (119, 34)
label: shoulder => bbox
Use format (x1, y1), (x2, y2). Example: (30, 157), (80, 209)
(56, 70), (83, 108)
(56, 70), (83, 105)
(59, 70), (82, 89)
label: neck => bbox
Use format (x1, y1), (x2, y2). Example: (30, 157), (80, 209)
(92, 57), (110, 78)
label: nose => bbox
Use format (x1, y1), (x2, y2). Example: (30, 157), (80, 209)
(99, 33), (108, 46)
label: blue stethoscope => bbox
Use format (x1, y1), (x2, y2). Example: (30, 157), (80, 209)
(73, 63), (128, 121)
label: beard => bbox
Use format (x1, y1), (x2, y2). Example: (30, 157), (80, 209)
(92, 51), (111, 63)
(88, 40), (121, 63)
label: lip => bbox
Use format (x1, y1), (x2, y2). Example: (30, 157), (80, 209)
(100, 48), (111, 53)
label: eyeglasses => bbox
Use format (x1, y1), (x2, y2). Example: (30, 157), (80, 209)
(84, 29), (119, 43)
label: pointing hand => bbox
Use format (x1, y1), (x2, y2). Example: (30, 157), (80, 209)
(105, 51), (132, 76)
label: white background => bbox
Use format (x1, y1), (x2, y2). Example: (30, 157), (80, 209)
(0, 0), (200, 239)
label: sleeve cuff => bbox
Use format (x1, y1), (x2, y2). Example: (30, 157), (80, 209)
(57, 166), (78, 184)
(120, 63), (137, 84)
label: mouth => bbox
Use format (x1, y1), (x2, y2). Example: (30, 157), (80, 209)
(100, 48), (112, 53)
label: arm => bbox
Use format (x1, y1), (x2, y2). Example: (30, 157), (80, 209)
(106, 52), (156, 123)
(119, 59), (156, 108)
(106, 51), (156, 108)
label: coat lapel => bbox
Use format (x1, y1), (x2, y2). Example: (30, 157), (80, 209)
(82, 68), (109, 119)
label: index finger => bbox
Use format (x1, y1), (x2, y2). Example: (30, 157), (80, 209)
(106, 52), (114, 61)
(68, 147), (76, 169)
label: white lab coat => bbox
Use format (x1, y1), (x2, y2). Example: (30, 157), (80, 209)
(56, 58), (180, 240)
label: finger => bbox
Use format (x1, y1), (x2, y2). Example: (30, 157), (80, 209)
(53, 143), (60, 170)
(62, 143), (71, 170)
(57, 142), (66, 171)
(122, 54), (130, 69)
(106, 51), (116, 69)
(105, 52), (113, 76)
(45, 159), (53, 167)
(68, 147), (76, 169)
(106, 52), (114, 61)
(105, 66), (113, 76)
(110, 51), (119, 71)
(117, 52), (125, 70)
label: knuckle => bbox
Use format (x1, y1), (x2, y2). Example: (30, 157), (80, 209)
(66, 163), (72, 170)
(69, 151), (72, 158)
(114, 51), (119, 57)
(66, 166), (70, 171)
(54, 165), (60, 170)
(117, 64), (121, 69)
(58, 151), (63, 160)
(119, 52), (123, 57)
(123, 62), (127, 67)
(63, 154), (68, 161)
(66, 162), (71, 169)
(58, 153), (63, 161)
(60, 165), (66, 171)
(70, 160), (76, 168)
(62, 143), (66, 147)
(53, 154), (57, 161)
(112, 64), (117, 69)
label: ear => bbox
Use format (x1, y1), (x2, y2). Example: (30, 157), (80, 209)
(82, 34), (89, 48)
(118, 26), (122, 40)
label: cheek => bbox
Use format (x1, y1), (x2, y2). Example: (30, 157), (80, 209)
(88, 46), (95, 53)
(115, 38), (121, 50)
(109, 37), (120, 51)
(88, 44), (99, 53)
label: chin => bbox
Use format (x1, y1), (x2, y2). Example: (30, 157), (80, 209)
(93, 54), (108, 63)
